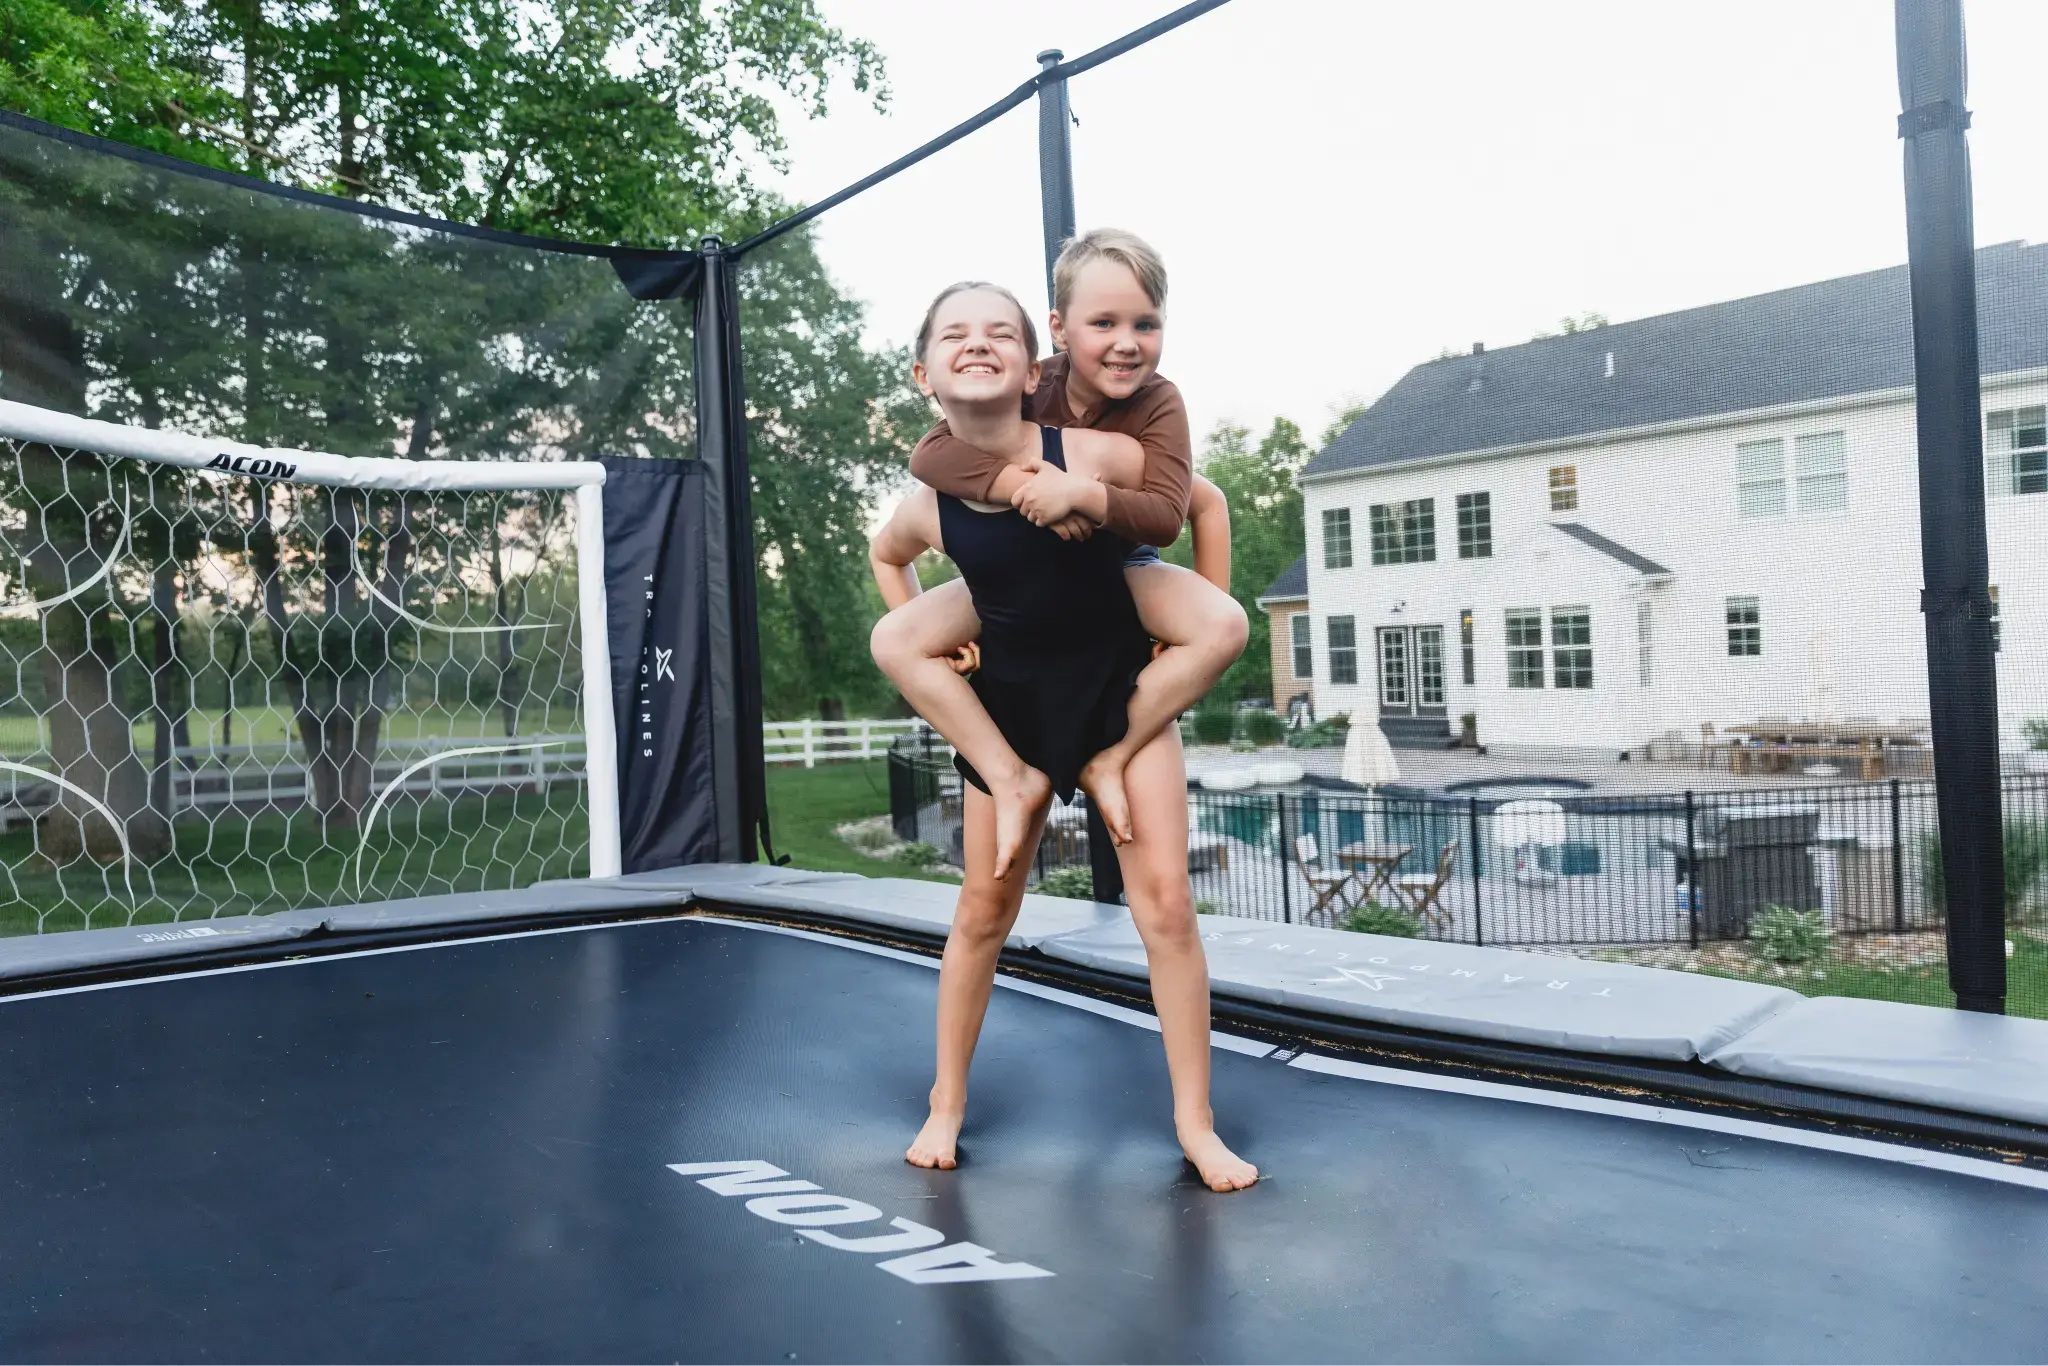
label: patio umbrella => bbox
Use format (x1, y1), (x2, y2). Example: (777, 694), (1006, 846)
(1341, 719), (1402, 788)
(1804, 621), (1841, 724)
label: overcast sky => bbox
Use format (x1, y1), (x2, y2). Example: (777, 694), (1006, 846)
(763, 0), (2048, 449)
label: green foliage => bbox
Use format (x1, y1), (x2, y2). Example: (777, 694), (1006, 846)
(1035, 866), (1096, 901)
(1190, 701), (1235, 746)
(1237, 708), (1285, 747)
(1342, 901), (1422, 938)
(892, 840), (941, 869)
(1919, 819), (2048, 923)
(1533, 312), (1610, 340)
(1750, 905), (1830, 965)
(2024, 718), (2048, 752)
(1287, 714), (1350, 749)
(1164, 417), (1310, 705)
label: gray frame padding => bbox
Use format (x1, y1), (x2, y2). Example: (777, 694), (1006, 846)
(695, 874), (1125, 949)
(322, 883), (694, 932)
(1040, 913), (1799, 1061)
(0, 914), (317, 979)
(1704, 996), (2048, 1126)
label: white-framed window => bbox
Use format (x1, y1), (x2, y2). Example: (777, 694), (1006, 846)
(1986, 406), (2048, 496)
(1793, 431), (1848, 513)
(1506, 609), (1545, 689)
(1327, 615), (1358, 685)
(1737, 438), (1788, 518)
(1456, 492), (1492, 559)
(1460, 608), (1476, 687)
(1739, 431), (1847, 516)
(1727, 596), (1762, 656)
(1322, 507), (1353, 569)
(1636, 600), (1653, 688)
(1369, 499), (1436, 564)
(1551, 607), (1593, 690)
(1548, 464), (1579, 512)
(1291, 612), (1313, 679)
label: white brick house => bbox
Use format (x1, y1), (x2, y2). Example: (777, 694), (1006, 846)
(1290, 242), (2048, 756)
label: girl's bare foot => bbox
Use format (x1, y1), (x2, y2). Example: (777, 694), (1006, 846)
(906, 1108), (965, 1170)
(991, 766), (1052, 880)
(1178, 1123), (1259, 1192)
(1078, 752), (1134, 847)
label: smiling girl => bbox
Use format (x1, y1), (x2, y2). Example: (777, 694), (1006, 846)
(869, 280), (1258, 1194)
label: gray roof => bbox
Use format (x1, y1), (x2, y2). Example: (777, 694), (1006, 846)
(1257, 553), (1308, 604)
(1303, 241), (2048, 480)
(1551, 522), (1671, 579)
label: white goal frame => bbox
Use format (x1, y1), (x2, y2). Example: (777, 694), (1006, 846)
(0, 398), (624, 880)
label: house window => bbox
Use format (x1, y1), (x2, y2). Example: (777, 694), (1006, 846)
(1986, 406), (2048, 496)
(1551, 607), (1593, 689)
(1548, 465), (1579, 512)
(1456, 492), (1492, 559)
(1506, 609), (1545, 689)
(1369, 499), (1436, 564)
(1327, 615), (1358, 685)
(1291, 612), (1313, 679)
(1460, 608), (1476, 687)
(1794, 431), (1848, 513)
(1737, 438), (1787, 518)
(1636, 600), (1653, 688)
(1726, 596), (1762, 656)
(1322, 508), (1353, 569)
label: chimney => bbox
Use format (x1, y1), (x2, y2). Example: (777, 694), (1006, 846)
(1604, 350), (1616, 378)
(1472, 342), (1486, 355)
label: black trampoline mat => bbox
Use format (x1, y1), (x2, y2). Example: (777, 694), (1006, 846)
(0, 915), (2042, 1364)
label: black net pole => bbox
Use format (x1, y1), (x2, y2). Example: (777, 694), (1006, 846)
(1894, 0), (2006, 1012)
(1034, 46), (1124, 909)
(694, 240), (773, 863)
(1036, 49), (1078, 309)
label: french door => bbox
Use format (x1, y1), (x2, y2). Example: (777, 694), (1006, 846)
(1377, 625), (1447, 716)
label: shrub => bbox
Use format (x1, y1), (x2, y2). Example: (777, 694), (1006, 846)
(1341, 901), (1423, 938)
(1286, 715), (1350, 750)
(1191, 702), (1235, 745)
(1035, 866), (1097, 900)
(1919, 818), (2048, 922)
(892, 841), (943, 869)
(2026, 718), (2048, 752)
(1750, 905), (1830, 965)
(1238, 709), (1286, 747)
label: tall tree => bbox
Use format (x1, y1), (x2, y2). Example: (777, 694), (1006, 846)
(1166, 416), (1313, 705)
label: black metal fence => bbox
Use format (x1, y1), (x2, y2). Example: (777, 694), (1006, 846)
(886, 744), (2048, 950)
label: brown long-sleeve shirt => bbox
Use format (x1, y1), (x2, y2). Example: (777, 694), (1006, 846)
(907, 351), (1192, 547)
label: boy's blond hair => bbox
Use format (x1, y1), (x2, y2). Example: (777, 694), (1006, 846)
(1052, 228), (1167, 317)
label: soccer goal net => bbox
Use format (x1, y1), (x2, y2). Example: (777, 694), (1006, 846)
(0, 398), (620, 935)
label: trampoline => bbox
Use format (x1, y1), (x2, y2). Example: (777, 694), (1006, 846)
(2, 907), (2042, 1363)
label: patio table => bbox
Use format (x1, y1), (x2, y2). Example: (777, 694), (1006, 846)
(1333, 841), (1413, 904)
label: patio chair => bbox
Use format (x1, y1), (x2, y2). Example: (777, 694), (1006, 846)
(1294, 833), (1363, 926)
(1391, 838), (1459, 929)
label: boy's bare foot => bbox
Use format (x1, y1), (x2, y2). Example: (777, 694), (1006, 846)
(1178, 1123), (1259, 1192)
(991, 766), (1051, 881)
(1078, 752), (1133, 847)
(906, 1108), (965, 1170)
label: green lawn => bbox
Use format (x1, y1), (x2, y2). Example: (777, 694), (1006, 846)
(0, 705), (585, 759)
(1694, 930), (2048, 1021)
(766, 759), (958, 884)
(0, 790), (589, 936)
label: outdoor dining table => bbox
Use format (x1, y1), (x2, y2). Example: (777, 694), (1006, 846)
(1722, 721), (1926, 781)
(1333, 841), (1413, 904)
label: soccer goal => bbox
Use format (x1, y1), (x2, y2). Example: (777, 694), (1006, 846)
(0, 398), (621, 933)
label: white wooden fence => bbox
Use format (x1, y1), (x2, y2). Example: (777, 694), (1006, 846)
(763, 718), (932, 767)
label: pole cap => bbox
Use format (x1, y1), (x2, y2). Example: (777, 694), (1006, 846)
(1036, 49), (1064, 66)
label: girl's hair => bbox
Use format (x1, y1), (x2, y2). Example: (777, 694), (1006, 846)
(1052, 228), (1167, 316)
(914, 281), (1039, 362)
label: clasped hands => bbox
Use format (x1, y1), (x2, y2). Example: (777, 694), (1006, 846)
(1008, 459), (1099, 542)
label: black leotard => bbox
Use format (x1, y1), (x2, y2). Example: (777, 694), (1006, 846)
(936, 426), (1153, 802)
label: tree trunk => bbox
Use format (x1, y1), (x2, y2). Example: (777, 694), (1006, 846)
(489, 515), (522, 737)
(149, 561), (180, 822)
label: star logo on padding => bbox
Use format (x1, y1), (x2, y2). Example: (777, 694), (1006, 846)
(1313, 966), (1404, 991)
(655, 647), (675, 681)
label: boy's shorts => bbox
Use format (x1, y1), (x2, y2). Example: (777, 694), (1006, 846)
(1123, 543), (1160, 567)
